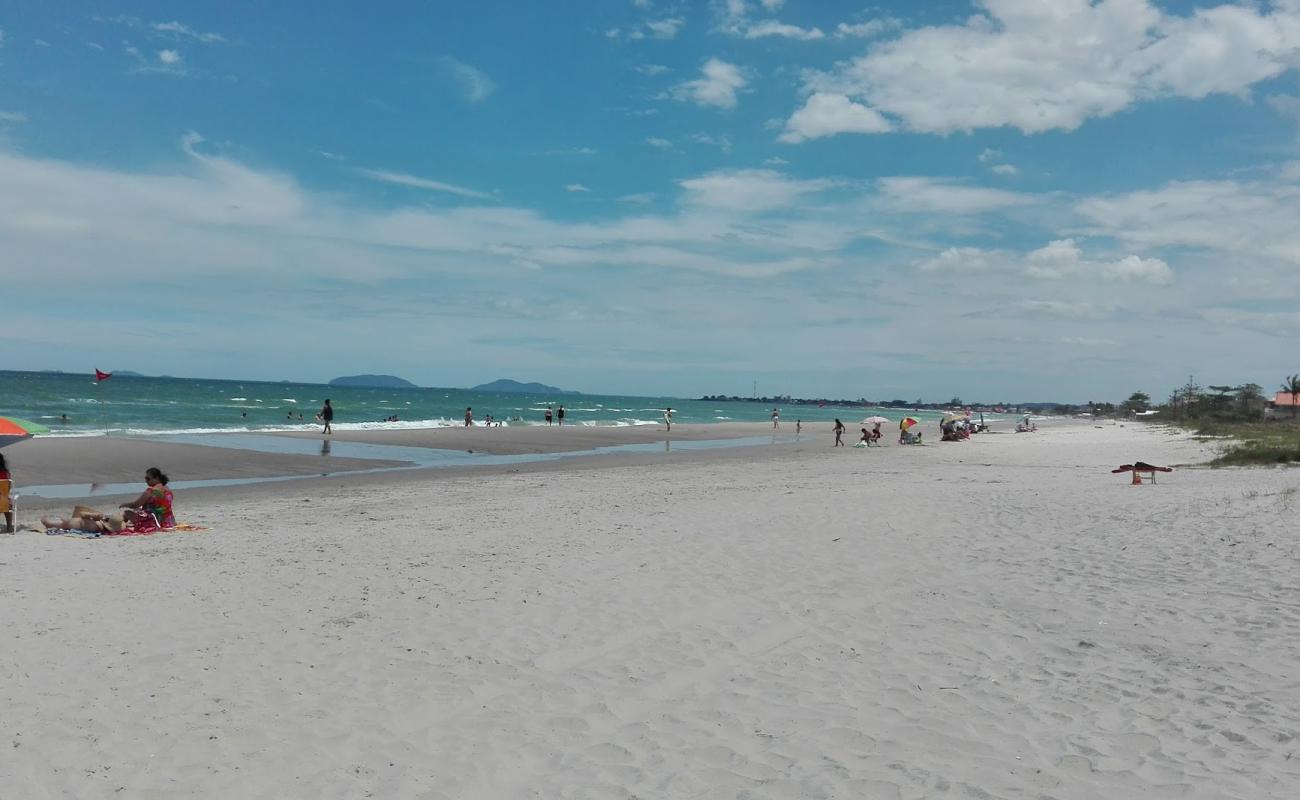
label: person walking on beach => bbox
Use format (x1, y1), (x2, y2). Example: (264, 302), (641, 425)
(545, 407), (553, 425)
(464, 407), (473, 427)
(772, 408), (780, 428)
(796, 420), (801, 435)
(319, 399), (333, 435)
(833, 419), (845, 446)
(557, 405), (566, 426)
(663, 407), (673, 431)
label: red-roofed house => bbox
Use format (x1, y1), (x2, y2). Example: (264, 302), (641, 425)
(1274, 391), (1300, 407)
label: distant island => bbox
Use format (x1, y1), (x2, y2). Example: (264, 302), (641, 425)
(472, 378), (575, 395)
(329, 374), (419, 389)
(113, 370), (145, 377)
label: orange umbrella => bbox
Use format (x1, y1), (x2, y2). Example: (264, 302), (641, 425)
(0, 417), (49, 448)
(900, 417), (920, 430)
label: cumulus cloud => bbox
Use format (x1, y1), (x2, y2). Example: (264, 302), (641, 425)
(679, 168), (838, 212)
(439, 57), (496, 103)
(0, 111), (28, 124)
(1025, 238), (1174, 284)
(673, 59), (747, 109)
(564, 183), (591, 193)
(643, 136), (672, 149)
(779, 92), (891, 142)
(785, 0), (1300, 139)
(744, 21), (824, 40)
(158, 49), (182, 65)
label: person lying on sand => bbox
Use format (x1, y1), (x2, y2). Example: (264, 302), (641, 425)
(41, 510), (124, 534)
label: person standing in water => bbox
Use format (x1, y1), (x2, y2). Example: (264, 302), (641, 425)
(464, 407), (473, 427)
(833, 419), (845, 446)
(557, 405), (566, 426)
(319, 399), (334, 435)
(544, 407), (553, 425)
(772, 408), (780, 428)
(663, 408), (673, 431)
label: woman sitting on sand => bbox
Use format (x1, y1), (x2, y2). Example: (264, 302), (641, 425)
(119, 467), (175, 530)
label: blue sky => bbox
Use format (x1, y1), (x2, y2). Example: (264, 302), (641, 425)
(2, 1), (1300, 402)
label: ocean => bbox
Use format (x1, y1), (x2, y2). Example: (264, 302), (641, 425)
(1, 370), (956, 437)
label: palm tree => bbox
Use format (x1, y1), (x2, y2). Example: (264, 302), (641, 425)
(1283, 374), (1300, 419)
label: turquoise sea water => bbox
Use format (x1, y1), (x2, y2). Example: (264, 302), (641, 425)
(1, 370), (958, 437)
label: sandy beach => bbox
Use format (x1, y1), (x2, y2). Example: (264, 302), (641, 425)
(3, 420), (1299, 798)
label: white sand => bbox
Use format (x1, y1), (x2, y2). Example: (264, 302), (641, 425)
(3, 421), (1299, 798)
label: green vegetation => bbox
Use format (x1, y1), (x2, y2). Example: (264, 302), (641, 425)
(1197, 420), (1300, 466)
(1129, 373), (1300, 466)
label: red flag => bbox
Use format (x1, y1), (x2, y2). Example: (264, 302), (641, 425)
(95, 368), (112, 381)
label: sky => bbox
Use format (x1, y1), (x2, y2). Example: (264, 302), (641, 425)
(2, 0), (1300, 403)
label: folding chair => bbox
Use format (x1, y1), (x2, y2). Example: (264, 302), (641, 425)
(0, 479), (14, 532)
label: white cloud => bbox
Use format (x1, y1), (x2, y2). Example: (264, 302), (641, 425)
(688, 132), (733, 153)
(0, 111), (28, 124)
(151, 20), (225, 43)
(643, 136), (672, 149)
(635, 64), (670, 76)
(679, 168), (837, 212)
(834, 19), (894, 38)
(760, 0), (785, 9)
(644, 18), (685, 39)
(978, 148), (1001, 164)
(357, 168), (494, 200)
(1104, 254), (1174, 284)
(564, 184), (591, 193)
(439, 57), (496, 103)
(1025, 238), (1173, 284)
(788, 0), (1300, 138)
(618, 192), (656, 204)
(87, 42), (105, 51)
(1076, 178), (1300, 265)
(915, 247), (997, 272)
(763, 156), (790, 166)
(779, 92), (891, 142)
(632, 0), (653, 8)
(876, 176), (1032, 214)
(158, 49), (182, 65)
(673, 58), (747, 109)
(744, 21), (824, 40)
(991, 164), (1019, 176)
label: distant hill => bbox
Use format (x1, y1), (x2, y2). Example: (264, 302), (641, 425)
(471, 378), (574, 395)
(328, 374), (419, 389)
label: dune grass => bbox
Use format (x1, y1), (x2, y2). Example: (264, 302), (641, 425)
(1193, 420), (1300, 466)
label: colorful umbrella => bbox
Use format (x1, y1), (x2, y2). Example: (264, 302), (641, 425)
(861, 416), (891, 424)
(941, 412), (970, 423)
(0, 416), (50, 448)
(900, 417), (920, 430)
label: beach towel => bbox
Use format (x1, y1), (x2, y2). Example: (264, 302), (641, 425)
(43, 522), (208, 539)
(1111, 462), (1173, 474)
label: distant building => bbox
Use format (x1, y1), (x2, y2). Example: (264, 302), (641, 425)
(1266, 391), (1300, 417)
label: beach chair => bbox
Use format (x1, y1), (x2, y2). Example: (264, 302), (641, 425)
(0, 479), (14, 532)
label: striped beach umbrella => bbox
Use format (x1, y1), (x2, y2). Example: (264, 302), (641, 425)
(0, 417), (50, 449)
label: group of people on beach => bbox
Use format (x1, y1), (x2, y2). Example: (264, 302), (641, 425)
(33, 466), (176, 536)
